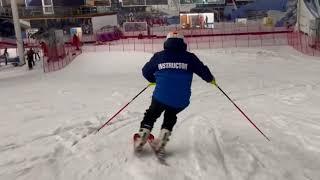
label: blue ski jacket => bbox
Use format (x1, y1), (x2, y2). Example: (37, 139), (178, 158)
(142, 38), (214, 108)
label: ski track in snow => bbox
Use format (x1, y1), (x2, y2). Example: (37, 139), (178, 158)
(0, 47), (320, 180)
(175, 115), (230, 179)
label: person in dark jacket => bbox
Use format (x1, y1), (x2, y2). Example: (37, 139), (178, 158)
(34, 48), (41, 61)
(134, 32), (216, 155)
(26, 48), (35, 70)
(3, 48), (9, 65)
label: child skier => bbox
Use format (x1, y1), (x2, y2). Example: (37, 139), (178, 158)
(134, 32), (216, 156)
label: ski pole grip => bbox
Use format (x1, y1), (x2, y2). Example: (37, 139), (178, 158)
(210, 80), (217, 87)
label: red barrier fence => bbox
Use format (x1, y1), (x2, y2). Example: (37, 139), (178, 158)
(24, 29), (320, 74)
(82, 26), (320, 59)
(127, 23), (290, 38)
(288, 32), (320, 56)
(83, 30), (291, 53)
(43, 45), (81, 73)
(0, 37), (16, 48)
(79, 22), (290, 43)
(1, 26), (319, 74)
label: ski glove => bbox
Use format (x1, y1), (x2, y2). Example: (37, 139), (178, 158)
(149, 83), (156, 86)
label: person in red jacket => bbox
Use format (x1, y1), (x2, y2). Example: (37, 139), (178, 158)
(72, 34), (81, 50)
(40, 41), (48, 57)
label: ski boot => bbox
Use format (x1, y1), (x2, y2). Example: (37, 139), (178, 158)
(134, 128), (151, 153)
(151, 129), (171, 158)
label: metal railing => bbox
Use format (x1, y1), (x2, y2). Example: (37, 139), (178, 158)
(0, 6), (114, 19)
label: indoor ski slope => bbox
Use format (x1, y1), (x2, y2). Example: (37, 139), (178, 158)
(0, 47), (320, 180)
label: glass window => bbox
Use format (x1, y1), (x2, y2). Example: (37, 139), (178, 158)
(41, 0), (54, 14)
(180, 0), (224, 4)
(122, 0), (146, 6)
(146, 0), (168, 5)
(43, 0), (53, 6)
(25, 0), (42, 6)
(94, 0), (111, 6)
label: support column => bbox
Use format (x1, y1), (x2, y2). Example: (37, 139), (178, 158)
(11, 0), (25, 65)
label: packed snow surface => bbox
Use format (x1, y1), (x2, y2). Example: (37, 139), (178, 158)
(0, 47), (320, 180)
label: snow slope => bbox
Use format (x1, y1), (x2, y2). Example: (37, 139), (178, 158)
(0, 47), (320, 180)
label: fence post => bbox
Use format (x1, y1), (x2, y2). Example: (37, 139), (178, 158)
(222, 22), (224, 48)
(235, 25), (237, 48)
(134, 38), (136, 51)
(293, 32), (296, 48)
(287, 32), (293, 46)
(61, 47), (65, 69)
(152, 37), (154, 53)
(222, 35), (224, 48)
(259, 24), (262, 47)
(122, 38), (124, 51)
(235, 34), (238, 48)
(247, 24), (249, 47)
(273, 26), (276, 45)
(63, 54), (66, 68)
(312, 36), (315, 56)
(54, 59), (57, 71)
(295, 32), (298, 49)
(213, 35), (215, 48)
(42, 54), (46, 73)
(49, 60), (52, 72)
(196, 38), (198, 49)
(292, 32), (295, 48)
(68, 48), (71, 64)
(306, 35), (309, 55)
(48, 61), (50, 72)
(58, 56), (61, 70)
(299, 32), (303, 52)
(303, 33), (307, 53)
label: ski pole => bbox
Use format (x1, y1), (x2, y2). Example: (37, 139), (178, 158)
(96, 83), (154, 133)
(213, 84), (270, 141)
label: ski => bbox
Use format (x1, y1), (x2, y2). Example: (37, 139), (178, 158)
(133, 133), (169, 166)
(147, 137), (169, 166)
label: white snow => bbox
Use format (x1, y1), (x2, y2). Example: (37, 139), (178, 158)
(0, 46), (320, 180)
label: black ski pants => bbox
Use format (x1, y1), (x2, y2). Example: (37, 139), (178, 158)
(140, 98), (185, 132)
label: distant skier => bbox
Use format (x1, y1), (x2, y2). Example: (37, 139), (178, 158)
(3, 48), (9, 65)
(26, 48), (35, 70)
(72, 34), (81, 51)
(40, 41), (48, 57)
(34, 48), (41, 61)
(134, 32), (216, 156)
